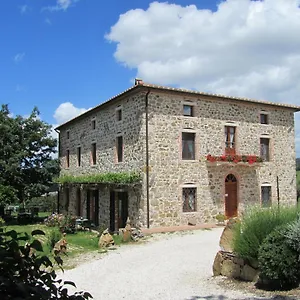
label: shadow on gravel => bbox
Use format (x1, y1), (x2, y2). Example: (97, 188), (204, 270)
(186, 295), (298, 300)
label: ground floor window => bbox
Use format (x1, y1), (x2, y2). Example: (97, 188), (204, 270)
(182, 187), (196, 212)
(261, 186), (271, 207)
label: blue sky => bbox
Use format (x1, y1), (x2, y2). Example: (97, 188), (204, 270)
(1, 0), (300, 155)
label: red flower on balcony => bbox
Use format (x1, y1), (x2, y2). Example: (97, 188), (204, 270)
(206, 154), (262, 164)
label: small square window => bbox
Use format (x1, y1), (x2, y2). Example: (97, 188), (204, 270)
(183, 187), (196, 212)
(116, 108), (122, 121)
(92, 119), (96, 130)
(183, 105), (193, 117)
(261, 186), (271, 207)
(67, 131), (70, 139)
(260, 114), (269, 124)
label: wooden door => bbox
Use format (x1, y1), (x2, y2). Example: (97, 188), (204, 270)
(225, 174), (238, 218)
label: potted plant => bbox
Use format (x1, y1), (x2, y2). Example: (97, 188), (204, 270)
(215, 213), (225, 225)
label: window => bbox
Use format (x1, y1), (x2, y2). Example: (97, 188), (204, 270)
(92, 119), (96, 130)
(183, 105), (193, 117)
(116, 136), (123, 162)
(225, 126), (236, 155)
(182, 132), (195, 160)
(183, 187), (196, 212)
(116, 108), (122, 121)
(260, 138), (270, 161)
(261, 186), (271, 207)
(77, 147), (81, 167)
(260, 113), (269, 124)
(91, 143), (97, 165)
(67, 131), (70, 139)
(66, 150), (70, 168)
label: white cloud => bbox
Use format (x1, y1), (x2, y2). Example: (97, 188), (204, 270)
(13, 53), (25, 64)
(19, 5), (29, 14)
(106, 0), (300, 156)
(53, 102), (88, 124)
(15, 84), (26, 92)
(45, 18), (52, 25)
(42, 0), (79, 12)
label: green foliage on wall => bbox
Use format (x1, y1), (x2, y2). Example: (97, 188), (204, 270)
(56, 172), (141, 185)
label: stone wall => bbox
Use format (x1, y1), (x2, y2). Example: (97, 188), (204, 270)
(146, 91), (297, 227)
(58, 91), (148, 227)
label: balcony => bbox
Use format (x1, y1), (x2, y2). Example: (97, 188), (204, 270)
(205, 154), (263, 167)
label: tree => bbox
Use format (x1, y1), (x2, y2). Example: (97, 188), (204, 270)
(0, 228), (92, 299)
(0, 105), (58, 207)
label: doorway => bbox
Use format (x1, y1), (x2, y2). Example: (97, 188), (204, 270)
(225, 174), (238, 219)
(109, 190), (128, 232)
(86, 189), (99, 226)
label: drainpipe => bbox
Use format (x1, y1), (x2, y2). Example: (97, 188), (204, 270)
(54, 128), (60, 213)
(145, 89), (151, 228)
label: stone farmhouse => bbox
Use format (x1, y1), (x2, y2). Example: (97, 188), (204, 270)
(56, 79), (300, 230)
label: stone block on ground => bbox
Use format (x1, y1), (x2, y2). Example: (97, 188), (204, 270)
(98, 229), (114, 248)
(241, 264), (259, 282)
(131, 228), (144, 241)
(221, 259), (241, 279)
(213, 251), (224, 276)
(53, 233), (67, 256)
(219, 218), (239, 252)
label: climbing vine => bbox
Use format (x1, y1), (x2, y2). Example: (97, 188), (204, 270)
(56, 172), (141, 185)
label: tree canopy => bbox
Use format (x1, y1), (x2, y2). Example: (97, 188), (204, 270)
(0, 104), (58, 206)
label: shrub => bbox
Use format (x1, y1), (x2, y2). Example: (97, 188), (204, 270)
(45, 213), (76, 233)
(258, 225), (300, 290)
(26, 195), (57, 212)
(0, 217), (5, 226)
(284, 217), (300, 251)
(47, 228), (62, 250)
(0, 228), (92, 299)
(233, 205), (300, 261)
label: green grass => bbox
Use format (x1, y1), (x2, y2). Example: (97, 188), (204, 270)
(233, 205), (300, 261)
(3, 224), (100, 257)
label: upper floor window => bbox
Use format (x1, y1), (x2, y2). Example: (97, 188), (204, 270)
(67, 131), (70, 139)
(183, 105), (193, 117)
(92, 119), (96, 130)
(116, 136), (123, 162)
(91, 143), (97, 165)
(260, 138), (270, 161)
(77, 147), (81, 167)
(225, 126), (236, 155)
(182, 132), (195, 160)
(260, 113), (269, 125)
(116, 107), (122, 121)
(182, 187), (196, 212)
(66, 149), (70, 168)
(261, 186), (271, 207)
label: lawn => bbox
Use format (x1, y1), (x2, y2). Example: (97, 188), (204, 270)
(3, 224), (100, 259)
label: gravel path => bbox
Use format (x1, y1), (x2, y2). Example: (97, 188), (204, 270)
(60, 228), (279, 300)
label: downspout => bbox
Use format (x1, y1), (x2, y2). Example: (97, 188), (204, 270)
(54, 128), (60, 214)
(145, 89), (151, 228)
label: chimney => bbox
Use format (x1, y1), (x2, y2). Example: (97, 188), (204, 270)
(135, 78), (144, 86)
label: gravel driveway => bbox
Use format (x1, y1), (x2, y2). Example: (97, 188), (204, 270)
(60, 228), (281, 300)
